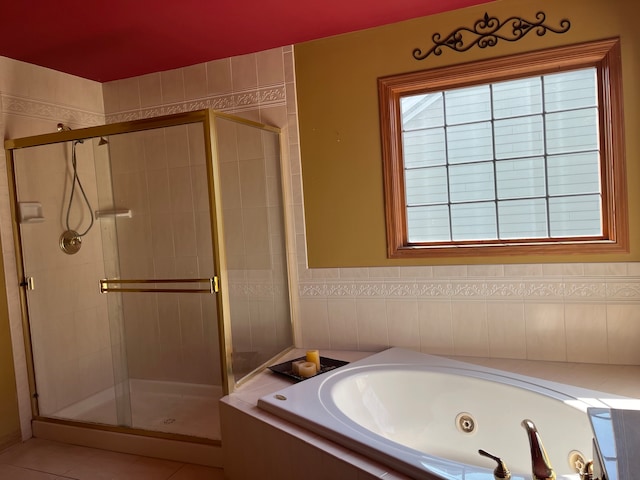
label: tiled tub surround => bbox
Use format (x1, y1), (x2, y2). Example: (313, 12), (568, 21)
(297, 266), (640, 365)
(220, 348), (640, 480)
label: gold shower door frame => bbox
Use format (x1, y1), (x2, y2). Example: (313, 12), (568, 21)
(4, 109), (286, 442)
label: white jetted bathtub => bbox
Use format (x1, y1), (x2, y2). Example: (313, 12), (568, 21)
(258, 348), (634, 479)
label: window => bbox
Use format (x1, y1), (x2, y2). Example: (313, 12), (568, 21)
(379, 38), (627, 259)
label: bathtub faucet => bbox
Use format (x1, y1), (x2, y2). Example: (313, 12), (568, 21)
(521, 419), (556, 480)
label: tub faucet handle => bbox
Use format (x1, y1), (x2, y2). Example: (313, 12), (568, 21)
(478, 449), (511, 479)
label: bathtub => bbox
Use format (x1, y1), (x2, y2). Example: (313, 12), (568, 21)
(258, 348), (635, 479)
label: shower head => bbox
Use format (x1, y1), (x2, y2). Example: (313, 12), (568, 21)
(57, 123), (72, 132)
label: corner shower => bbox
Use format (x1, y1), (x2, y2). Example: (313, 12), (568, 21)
(4, 110), (294, 459)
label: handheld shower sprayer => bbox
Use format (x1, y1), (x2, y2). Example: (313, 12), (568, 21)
(57, 123), (93, 254)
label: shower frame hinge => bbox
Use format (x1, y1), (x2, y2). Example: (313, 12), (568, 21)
(19, 277), (35, 290)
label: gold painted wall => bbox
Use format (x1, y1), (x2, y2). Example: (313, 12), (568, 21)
(0, 249), (21, 449)
(296, 0), (639, 267)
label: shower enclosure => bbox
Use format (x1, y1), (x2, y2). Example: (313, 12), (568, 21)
(5, 110), (294, 444)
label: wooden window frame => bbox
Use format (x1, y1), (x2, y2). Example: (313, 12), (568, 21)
(379, 38), (627, 259)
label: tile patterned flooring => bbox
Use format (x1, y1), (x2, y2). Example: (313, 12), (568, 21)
(0, 438), (225, 479)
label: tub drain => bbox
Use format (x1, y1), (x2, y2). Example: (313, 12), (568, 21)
(455, 412), (476, 434)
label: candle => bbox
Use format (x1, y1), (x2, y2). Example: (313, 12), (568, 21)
(298, 362), (317, 378)
(306, 349), (320, 372)
(291, 359), (306, 375)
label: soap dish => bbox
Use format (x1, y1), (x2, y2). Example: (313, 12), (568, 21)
(268, 356), (348, 382)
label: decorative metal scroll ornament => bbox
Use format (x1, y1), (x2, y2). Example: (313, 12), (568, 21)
(413, 12), (571, 60)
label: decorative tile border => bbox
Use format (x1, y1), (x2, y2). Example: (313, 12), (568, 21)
(1, 94), (104, 126)
(299, 277), (640, 302)
(1, 84), (286, 126)
(105, 85), (287, 123)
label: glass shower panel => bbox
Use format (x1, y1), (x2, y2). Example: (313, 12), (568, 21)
(13, 139), (120, 425)
(100, 123), (222, 439)
(215, 116), (293, 384)
(8, 109), (294, 441)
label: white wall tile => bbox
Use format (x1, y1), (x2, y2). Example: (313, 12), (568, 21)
(299, 298), (331, 349)
(565, 303), (608, 363)
(356, 299), (389, 351)
(417, 300), (453, 355)
(607, 304), (640, 364)
(328, 299), (359, 350)
(386, 299), (420, 351)
(487, 302), (526, 359)
(524, 303), (566, 361)
(451, 301), (489, 357)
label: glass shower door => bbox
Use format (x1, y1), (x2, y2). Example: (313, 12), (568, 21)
(12, 138), (124, 426)
(9, 114), (224, 440)
(96, 122), (222, 439)
(7, 109), (295, 441)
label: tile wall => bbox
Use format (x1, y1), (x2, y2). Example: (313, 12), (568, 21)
(297, 263), (640, 364)
(0, 56), (106, 438)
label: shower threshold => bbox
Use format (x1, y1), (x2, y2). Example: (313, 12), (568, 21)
(49, 379), (222, 440)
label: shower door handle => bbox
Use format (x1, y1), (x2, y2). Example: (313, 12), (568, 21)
(19, 276), (35, 290)
(99, 277), (218, 294)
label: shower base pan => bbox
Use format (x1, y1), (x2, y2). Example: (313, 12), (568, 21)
(48, 379), (221, 439)
(33, 379), (223, 466)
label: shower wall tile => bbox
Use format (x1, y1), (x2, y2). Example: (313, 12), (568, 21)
(138, 73), (162, 108)
(166, 125), (190, 167)
(239, 158), (268, 207)
(230, 54), (258, 91)
(256, 48), (285, 86)
(168, 166), (196, 211)
(259, 105), (288, 129)
(108, 76), (141, 112)
(161, 69), (186, 104)
(143, 129), (170, 170)
(146, 169), (172, 212)
(206, 58), (232, 95)
(171, 213), (197, 254)
(187, 124), (206, 166)
(183, 63), (208, 101)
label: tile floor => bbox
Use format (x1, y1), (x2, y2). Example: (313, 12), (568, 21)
(0, 438), (225, 479)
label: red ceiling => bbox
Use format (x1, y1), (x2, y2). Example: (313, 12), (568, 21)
(1, 0), (492, 83)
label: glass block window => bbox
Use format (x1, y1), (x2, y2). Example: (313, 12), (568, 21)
(400, 68), (600, 243)
(379, 38), (627, 259)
